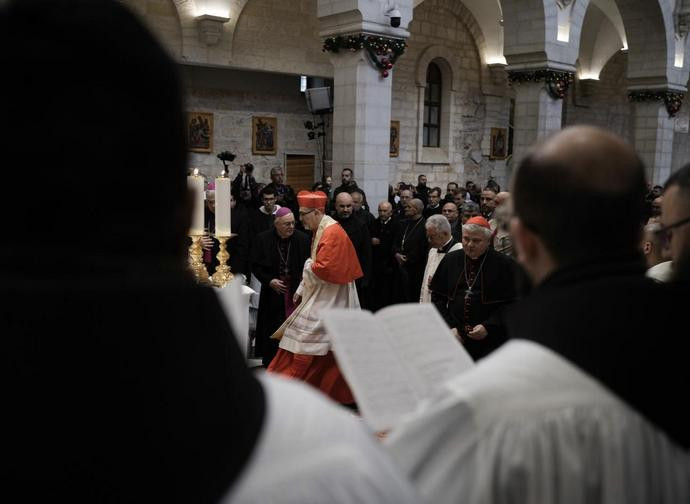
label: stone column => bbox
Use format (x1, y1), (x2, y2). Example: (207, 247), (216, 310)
(508, 69), (573, 162)
(330, 50), (392, 210)
(629, 91), (684, 184)
(317, 0), (411, 211)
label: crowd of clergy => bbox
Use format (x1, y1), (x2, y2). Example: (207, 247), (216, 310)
(5, 1), (690, 503)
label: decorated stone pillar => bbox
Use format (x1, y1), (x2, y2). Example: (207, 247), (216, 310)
(324, 35), (406, 210)
(629, 90), (685, 184)
(507, 69), (574, 162)
(318, 0), (411, 213)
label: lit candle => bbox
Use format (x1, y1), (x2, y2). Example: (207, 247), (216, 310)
(215, 171), (232, 236)
(187, 168), (205, 235)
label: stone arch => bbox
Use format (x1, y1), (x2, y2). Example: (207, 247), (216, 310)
(122, 0), (184, 57)
(416, 46), (460, 91)
(501, 0), (590, 69)
(577, 0), (626, 80)
(614, 0), (680, 87)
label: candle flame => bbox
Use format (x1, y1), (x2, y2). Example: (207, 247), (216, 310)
(193, 168), (199, 176)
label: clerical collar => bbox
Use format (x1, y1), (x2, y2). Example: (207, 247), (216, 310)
(438, 238), (454, 253)
(466, 250), (488, 264)
(380, 216), (391, 224)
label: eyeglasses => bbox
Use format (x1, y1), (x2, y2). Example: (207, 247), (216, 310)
(299, 209), (316, 217)
(655, 215), (690, 243)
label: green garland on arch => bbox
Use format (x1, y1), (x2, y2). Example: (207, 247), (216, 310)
(323, 34), (406, 78)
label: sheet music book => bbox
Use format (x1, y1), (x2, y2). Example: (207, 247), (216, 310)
(323, 303), (474, 432)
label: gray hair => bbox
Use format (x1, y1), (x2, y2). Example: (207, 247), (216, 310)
(462, 201), (480, 213)
(425, 214), (451, 235)
(409, 198), (424, 213)
(462, 223), (492, 238)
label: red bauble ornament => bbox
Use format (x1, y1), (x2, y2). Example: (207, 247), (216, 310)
(382, 70), (389, 78)
(386, 62), (393, 69)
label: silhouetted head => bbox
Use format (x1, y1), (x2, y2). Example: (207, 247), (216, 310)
(1, 0), (189, 273)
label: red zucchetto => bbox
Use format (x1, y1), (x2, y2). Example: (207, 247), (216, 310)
(466, 216), (491, 229)
(297, 190), (328, 210)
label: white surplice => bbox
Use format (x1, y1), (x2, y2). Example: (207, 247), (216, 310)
(274, 215), (359, 356)
(223, 373), (419, 504)
(385, 340), (690, 504)
(419, 241), (462, 303)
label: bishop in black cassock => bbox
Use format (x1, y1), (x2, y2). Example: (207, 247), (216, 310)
(430, 216), (520, 360)
(251, 208), (310, 366)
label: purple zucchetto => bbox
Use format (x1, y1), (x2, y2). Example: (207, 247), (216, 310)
(275, 207), (292, 218)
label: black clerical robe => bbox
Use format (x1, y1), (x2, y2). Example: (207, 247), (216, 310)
(5, 271), (265, 502)
(370, 216), (402, 310)
(334, 213), (372, 307)
(430, 248), (519, 360)
(395, 216), (428, 302)
(506, 258), (690, 450)
(251, 228), (310, 365)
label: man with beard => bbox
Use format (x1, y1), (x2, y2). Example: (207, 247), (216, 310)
(333, 191), (372, 308)
(415, 174), (430, 206)
(268, 191), (363, 404)
(252, 208), (310, 366)
(429, 215), (519, 360)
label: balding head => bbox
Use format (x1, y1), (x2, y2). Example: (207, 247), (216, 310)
(378, 201), (393, 220)
(512, 126), (646, 272)
(335, 191), (354, 219)
(405, 198), (424, 219)
(495, 191), (511, 206)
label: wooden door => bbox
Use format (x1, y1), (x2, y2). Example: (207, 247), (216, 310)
(285, 154), (315, 192)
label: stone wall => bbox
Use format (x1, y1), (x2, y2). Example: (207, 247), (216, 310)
(565, 49), (690, 181)
(390, 0), (511, 191)
(181, 65), (319, 185)
(565, 51), (632, 142)
(231, 0), (331, 77)
(672, 97), (690, 174)
(123, 0), (182, 58)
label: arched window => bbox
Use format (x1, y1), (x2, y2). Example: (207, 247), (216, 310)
(423, 62), (442, 147)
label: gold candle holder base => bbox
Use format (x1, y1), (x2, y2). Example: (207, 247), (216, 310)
(188, 234), (210, 284)
(211, 233), (236, 288)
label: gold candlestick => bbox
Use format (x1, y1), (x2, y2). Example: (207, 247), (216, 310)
(211, 233), (236, 288)
(188, 234), (210, 284)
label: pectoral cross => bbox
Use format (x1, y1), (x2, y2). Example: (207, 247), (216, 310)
(464, 289), (473, 300)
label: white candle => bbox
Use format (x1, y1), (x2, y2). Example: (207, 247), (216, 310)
(187, 168), (205, 235)
(215, 172), (232, 236)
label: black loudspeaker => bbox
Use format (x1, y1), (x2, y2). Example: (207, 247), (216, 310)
(305, 87), (332, 114)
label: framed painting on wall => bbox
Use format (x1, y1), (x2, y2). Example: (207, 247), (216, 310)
(390, 120), (400, 157)
(490, 127), (507, 160)
(252, 116), (277, 155)
(187, 112), (213, 153)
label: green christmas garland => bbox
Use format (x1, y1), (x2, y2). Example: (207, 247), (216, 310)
(507, 69), (575, 100)
(628, 90), (685, 117)
(323, 34), (406, 78)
